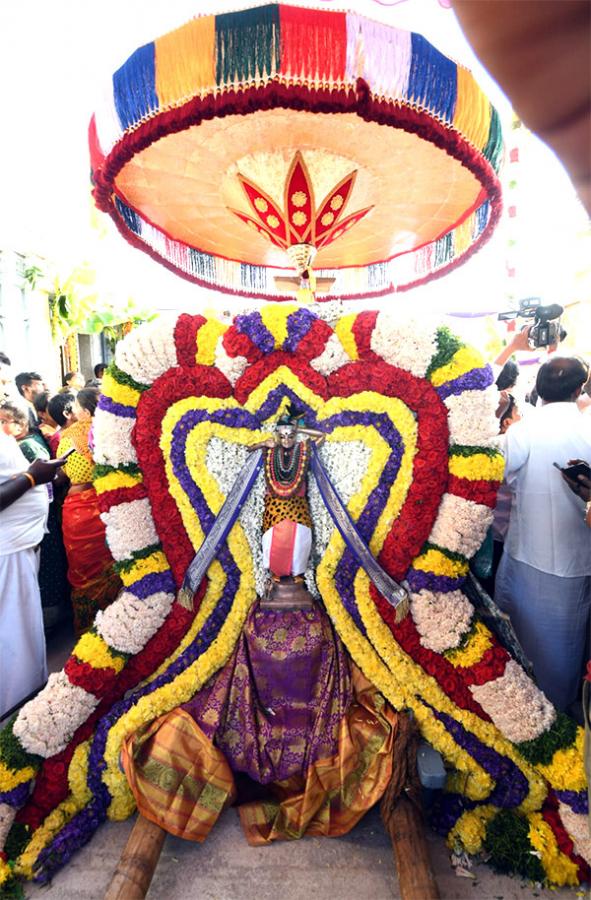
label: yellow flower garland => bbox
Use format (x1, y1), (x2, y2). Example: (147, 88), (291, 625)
(316, 391), (418, 553)
(118, 551), (170, 587)
(528, 812), (580, 886)
(448, 804), (497, 854)
(14, 795), (86, 880)
(429, 347), (485, 388)
(74, 633), (126, 673)
(100, 372), (141, 408)
(352, 566), (546, 812)
(259, 304), (298, 348)
(444, 621), (493, 668)
(68, 742), (92, 806)
(448, 453), (504, 482)
(94, 470), (143, 495)
(538, 728), (587, 792)
(195, 319), (227, 366)
(413, 548), (468, 579)
(0, 761), (36, 793)
(334, 314), (359, 361)
(99, 401), (262, 819)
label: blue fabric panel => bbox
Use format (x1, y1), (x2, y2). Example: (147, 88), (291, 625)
(115, 197), (142, 235)
(408, 33), (457, 124)
(474, 201), (490, 237)
(113, 42), (158, 132)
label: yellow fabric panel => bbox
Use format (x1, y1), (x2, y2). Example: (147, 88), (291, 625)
(454, 214), (474, 257)
(155, 16), (216, 109)
(454, 66), (491, 151)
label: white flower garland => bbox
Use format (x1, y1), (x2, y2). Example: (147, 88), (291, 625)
(95, 591), (175, 656)
(206, 437), (267, 597)
(469, 660), (556, 744)
(114, 316), (178, 385)
(92, 409), (137, 466)
(100, 498), (160, 561)
(371, 312), (438, 377)
(557, 803), (591, 866)
(13, 673), (99, 759)
(310, 332), (350, 376)
(0, 804), (16, 848)
(312, 298), (345, 327)
(214, 337), (248, 386)
(429, 494), (494, 558)
(410, 589), (474, 653)
(445, 390), (498, 447)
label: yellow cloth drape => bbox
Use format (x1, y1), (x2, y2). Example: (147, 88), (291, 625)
(121, 666), (398, 845)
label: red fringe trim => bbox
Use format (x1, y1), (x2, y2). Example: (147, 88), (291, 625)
(91, 81), (502, 301)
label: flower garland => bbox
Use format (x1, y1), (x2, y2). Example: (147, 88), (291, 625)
(0, 308), (586, 889)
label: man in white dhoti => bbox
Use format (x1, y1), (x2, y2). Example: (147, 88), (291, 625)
(0, 433), (65, 718)
(495, 357), (591, 712)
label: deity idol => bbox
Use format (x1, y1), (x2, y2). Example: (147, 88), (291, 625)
(121, 410), (399, 846)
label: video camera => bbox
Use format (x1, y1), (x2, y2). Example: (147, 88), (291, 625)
(498, 298), (566, 349)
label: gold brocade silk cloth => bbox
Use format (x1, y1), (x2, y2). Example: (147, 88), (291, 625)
(121, 602), (398, 845)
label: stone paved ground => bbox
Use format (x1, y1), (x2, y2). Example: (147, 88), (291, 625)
(25, 805), (581, 900)
(21, 629), (583, 900)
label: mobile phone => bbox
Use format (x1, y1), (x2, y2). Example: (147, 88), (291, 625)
(562, 462), (591, 482)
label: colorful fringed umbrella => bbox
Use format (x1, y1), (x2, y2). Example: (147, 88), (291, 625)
(89, 3), (504, 300)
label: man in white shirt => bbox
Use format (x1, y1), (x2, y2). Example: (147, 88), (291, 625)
(0, 433), (63, 717)
(495, 357), (591, 711)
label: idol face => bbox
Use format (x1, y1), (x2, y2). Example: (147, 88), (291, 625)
(277, 424), (297, 448)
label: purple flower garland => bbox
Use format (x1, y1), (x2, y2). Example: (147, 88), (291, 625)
(555, 789), (589, 816)
(432, 705), (529, 809)
(235, 311), (275, 354)
(97, 395), (137, 419)
(325, 410), (405, 636)
(284, 308), (315, 353)
(436, 365), (493, 401)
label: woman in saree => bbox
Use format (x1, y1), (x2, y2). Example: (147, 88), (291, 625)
(121, 411), (399, 847)
(58, 388), (121, 635)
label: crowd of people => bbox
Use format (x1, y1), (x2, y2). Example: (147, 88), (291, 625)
(0, 354), (119, 718)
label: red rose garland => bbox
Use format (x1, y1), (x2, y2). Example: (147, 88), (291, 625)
(233, 351), (329, 405)
(174, 313), (206, 368)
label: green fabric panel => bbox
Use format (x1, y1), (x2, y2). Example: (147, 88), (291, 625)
(215, 5), (280, 86)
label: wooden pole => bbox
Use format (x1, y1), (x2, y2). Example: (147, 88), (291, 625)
(104, 814), (166, 900)
(382, 793), (439, 900)
(381, 713), (439, 900)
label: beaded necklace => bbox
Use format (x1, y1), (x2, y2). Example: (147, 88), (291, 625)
(265, 440), (309, 498)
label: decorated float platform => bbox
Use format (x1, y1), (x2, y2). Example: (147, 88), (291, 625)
(0, 3), (589, 894)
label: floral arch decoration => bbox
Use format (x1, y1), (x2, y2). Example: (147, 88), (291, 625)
(0, 306), (588, 889)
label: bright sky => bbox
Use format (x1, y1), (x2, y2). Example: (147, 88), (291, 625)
(0, 0), (587, 318)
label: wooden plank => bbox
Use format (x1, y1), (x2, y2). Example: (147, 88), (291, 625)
(382, 794), (439, 900)
(104, 814), (166, 900)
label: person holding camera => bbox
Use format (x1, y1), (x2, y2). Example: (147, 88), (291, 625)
(494, 356), (591, 713)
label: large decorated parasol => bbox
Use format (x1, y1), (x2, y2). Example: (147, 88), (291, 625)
(89, 3), (504, 300)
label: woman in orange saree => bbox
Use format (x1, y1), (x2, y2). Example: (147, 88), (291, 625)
(58, 388), (121, 635)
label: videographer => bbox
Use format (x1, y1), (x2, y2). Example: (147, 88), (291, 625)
(494, 357), (591, 713)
